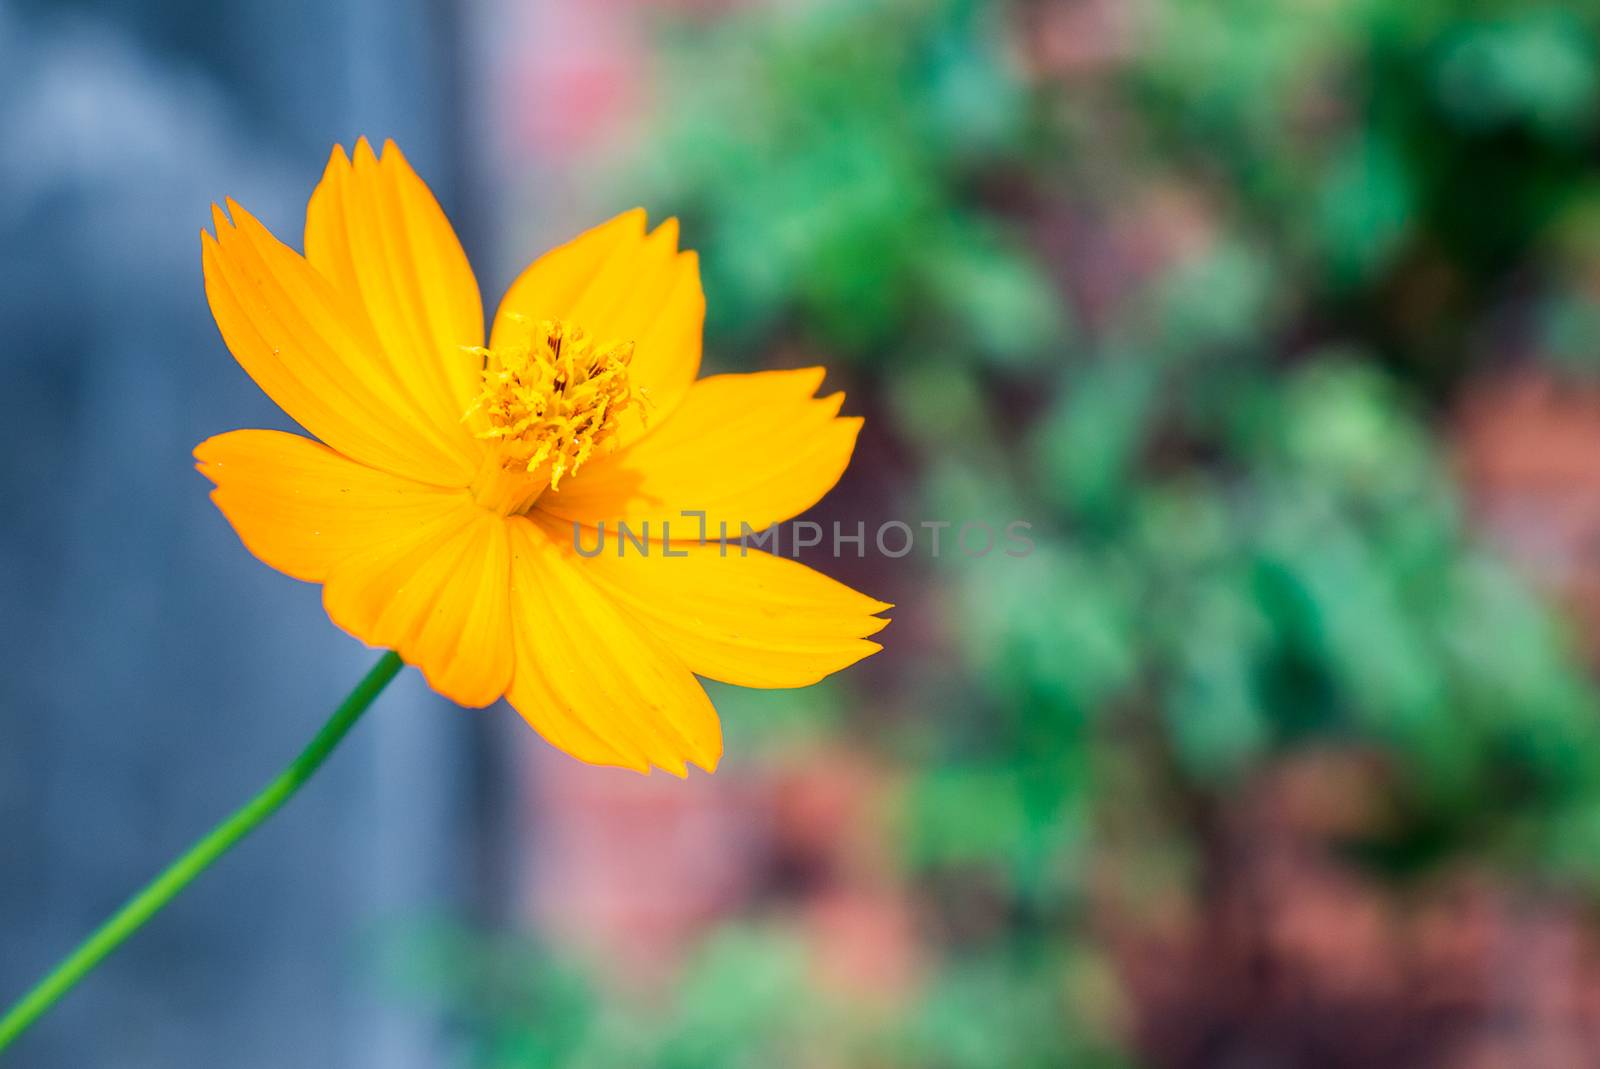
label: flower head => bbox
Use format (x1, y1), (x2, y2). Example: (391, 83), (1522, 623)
(194, 139), (888, 775)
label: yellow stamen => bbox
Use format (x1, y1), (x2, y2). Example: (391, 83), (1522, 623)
(465, 316), (639, 514)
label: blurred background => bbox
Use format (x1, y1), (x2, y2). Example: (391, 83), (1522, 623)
(7, 0), (1600, 1065)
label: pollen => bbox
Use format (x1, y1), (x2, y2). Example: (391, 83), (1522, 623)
(464, 316), (640, 513)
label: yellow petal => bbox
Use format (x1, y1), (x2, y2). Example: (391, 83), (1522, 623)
(305, 139), (486, 462)
(195, 429), (470, 582)
(490, 209), (702, 444)
(532, 513), (889, 688)
(196, 429), (511, 706)
(536, 369), (861, 536)
(321, 498), (514, 708)
(203, 199), (477, 486)
(504, 516), (722, 776)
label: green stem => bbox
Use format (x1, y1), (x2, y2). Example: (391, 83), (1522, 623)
(0, 650), (404, 1055)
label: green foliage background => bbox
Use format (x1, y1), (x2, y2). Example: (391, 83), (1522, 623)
(420, 0), (1600, 1064)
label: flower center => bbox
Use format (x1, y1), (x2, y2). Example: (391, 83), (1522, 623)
(464, 316), (638, 515)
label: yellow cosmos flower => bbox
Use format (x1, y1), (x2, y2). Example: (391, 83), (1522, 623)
(194, 138), (888, 776)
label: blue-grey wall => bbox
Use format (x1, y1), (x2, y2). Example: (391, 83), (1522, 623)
(0, 2), (506, 1065)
